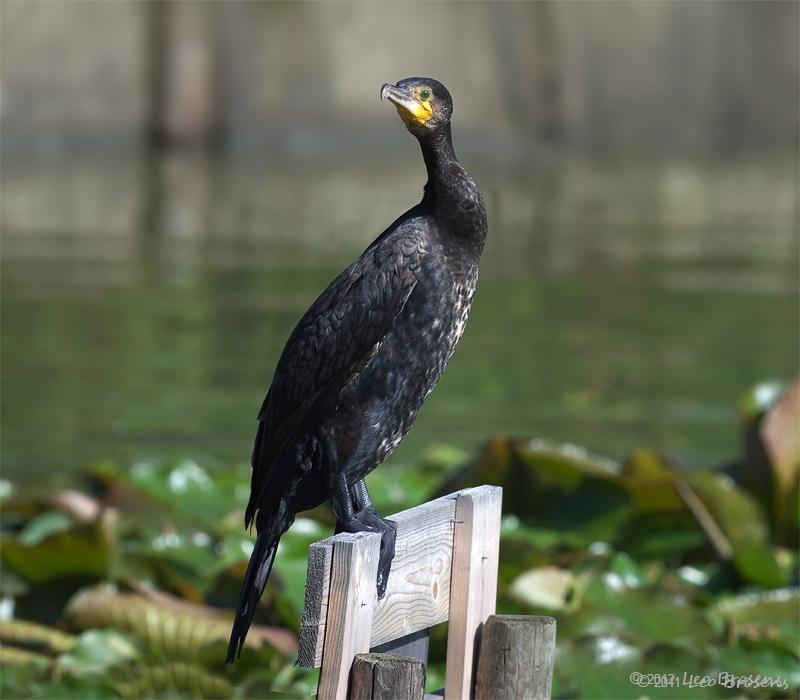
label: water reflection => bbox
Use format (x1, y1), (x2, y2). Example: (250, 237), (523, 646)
(1, 152), (797, 478)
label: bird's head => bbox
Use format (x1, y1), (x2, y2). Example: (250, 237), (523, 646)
(381, 78), (453, 137)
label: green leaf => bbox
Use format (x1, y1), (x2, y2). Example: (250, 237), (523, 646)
(436, 436), (621, 517)
(554, 637), (730, 699)
(618, 450), (684, 513)
(581, 572), (714, 648)
(1, 513), (115, 583)
(365, 463), (441, 513)
(620, 512), (706, 560)
(125, 529), (256, 597)
(0, 619), (76, 653)
(95, 460), (249, 530)
(711, 641), (800, 694)
(686, 472), (786, 587)
(608, 552), (646, 588)
(709, 589), (800, 656)
(114, 661), (234, 699)
(17, 511), (73, 546)
(64, 584), (296, 660)
(58, 629), (140, 676)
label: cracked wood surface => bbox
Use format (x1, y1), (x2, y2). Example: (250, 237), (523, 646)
(474, 615), (556, 700)
(298, 487), (500, 672)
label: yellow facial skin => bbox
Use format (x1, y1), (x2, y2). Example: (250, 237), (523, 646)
(393, 86), (434, 127)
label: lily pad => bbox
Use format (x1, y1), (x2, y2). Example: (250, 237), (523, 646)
(711, 641), (800, 695)
(509, 566), (575, 611)
(618, 450), (684, 513)
(1, 512), (115, 584)
(63, 584), (296, 659)
(582, 572), (714, 649)
(58, 629), (140, 676)
(125, 529), (256, 597)
(17, 511), (73, 546)
(709, 588), (800, 656)
(0, 618), (76, 654)
(94, 460), (249, 530)
(114, 661), (234, 699)
(555, 636), (727, 699)
(684, 472), (786, 587)
(436, 436), (620, 515)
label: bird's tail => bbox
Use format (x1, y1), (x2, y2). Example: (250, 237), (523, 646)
(226, 514), (287, 663)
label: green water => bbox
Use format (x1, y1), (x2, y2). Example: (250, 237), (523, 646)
(2, 153), (797, 479)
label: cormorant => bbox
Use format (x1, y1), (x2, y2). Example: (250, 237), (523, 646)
(227, 77), (487, 662)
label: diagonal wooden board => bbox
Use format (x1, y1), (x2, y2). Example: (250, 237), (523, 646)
(298, 486), (500, 669)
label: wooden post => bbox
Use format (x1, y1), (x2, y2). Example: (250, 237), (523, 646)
(444, 487), (503, 699)
(474, 615), (556, 700)
(350, 653), (426, 700)
(316, 532), (381, 700)
(300, 490), (469, 668)
(298, 487), (505, 699)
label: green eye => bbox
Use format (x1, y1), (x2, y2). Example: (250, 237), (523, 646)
(419, 89), (431, 101)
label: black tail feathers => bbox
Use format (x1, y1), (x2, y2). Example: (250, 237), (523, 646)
(225, 528), (279, 663)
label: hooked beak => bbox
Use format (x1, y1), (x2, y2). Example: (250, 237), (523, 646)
(381, 83), (410, 108)
(380, 82), (432, 127)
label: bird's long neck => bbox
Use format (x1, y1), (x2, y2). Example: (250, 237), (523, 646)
(419, 125), (464, 206)
(419, 126), (486, 249)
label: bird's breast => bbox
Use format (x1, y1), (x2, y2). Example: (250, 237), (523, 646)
(321, 245), (481, 481)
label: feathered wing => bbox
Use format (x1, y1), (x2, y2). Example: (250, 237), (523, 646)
(227, 235), (423, 662)
(244, 232), (424, 528)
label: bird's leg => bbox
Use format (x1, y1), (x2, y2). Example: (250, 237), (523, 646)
(330, 473), (396, 598)
(330, 472), (358, 526)
(350, 479), (396, 599)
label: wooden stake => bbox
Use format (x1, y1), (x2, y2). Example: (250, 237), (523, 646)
(350, 653), (425, 700)
(474, 615), (556, 700)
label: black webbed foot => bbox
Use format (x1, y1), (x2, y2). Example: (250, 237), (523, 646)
(335, 506), (396, 599)
(331, 478), (396, 599)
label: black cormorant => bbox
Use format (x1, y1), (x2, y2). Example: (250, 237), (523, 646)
(227, 77), (487, 662)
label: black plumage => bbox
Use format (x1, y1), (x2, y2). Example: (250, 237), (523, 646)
(227, 77), (487, 662)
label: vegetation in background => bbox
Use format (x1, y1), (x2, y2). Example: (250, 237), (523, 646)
(1, 381), (797, 699)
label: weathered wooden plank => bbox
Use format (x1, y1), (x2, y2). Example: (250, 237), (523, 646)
(444, 486), (503, 700)
(370, 493), (458, 649)
(298, 538), (333, 666)
(299, 491), (460, 667)
(316, 532), (381, 700)
(350, 653), (425, 700)
(474, 615), (556, 700)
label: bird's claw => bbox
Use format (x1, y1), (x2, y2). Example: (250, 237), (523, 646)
(335, 509), (396, 599)
(376, 518), (396, 599)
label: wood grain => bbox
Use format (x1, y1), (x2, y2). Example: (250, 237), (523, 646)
(316, 532), (381, 700)
(350, 653), (425, 700)
(474, 615), (556, 700)
(298, 538), (333, 666)
(444, 486), (503, 700)
(299, 491), (460, 667)
(370, 493), (458, 648)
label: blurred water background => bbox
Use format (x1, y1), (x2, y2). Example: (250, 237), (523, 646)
(2, 1), (798, 479)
